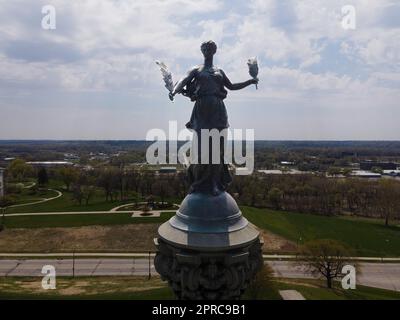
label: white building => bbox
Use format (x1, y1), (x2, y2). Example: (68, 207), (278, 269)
(26, 161), (73, 167)
(383, 170), (400, 177)
(350, 170), (381, 178)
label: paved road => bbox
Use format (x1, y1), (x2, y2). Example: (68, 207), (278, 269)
(0, 258), (155, 277)
(0, 258), (399, 292)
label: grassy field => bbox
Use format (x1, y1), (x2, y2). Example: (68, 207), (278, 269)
(5, 179), (182, 214)
(272, 279), (400, 300)
(8, 188), (60, 205)
(3, 212), (174, 229)
(242, 207), (400, 257)
(1, 276), (399, 300)
(6, 192), (132, 214)
(0, 276), (174, 300)
(3, 206), (400, 257)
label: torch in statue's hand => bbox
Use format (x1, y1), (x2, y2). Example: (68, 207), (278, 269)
(156, 60), (174, 101)
(247, 57), (259, 90)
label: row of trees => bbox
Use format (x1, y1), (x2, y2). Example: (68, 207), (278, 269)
(230, 174), (400, 226)
(55, 166), (187, 205)
(3, 159), (400, 226)
(56, 166), (400, 226)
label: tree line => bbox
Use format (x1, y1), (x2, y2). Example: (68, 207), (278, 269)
(3, 159), (400, 226)
(230, 174), (400, 226)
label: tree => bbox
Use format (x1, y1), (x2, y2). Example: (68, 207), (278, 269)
(0, 196), (16, 208)
(371, 166), (383, 174)
(81, 185), (95, 205)
(0, 195), (17, 231)
(58, 167), (79, 191)
(72, 184), (84, 205)
(152, 179), (172, 204)
(37, 167), (49, 186)
(246, 264), (275, 299)
(7, 159), (33, 182)
(327, 167), (342, 176)
(297, 239), (354, 289)
(267, 187), (283, 210)
(375, 179), (400, 227)
(97, 167), (120, 201)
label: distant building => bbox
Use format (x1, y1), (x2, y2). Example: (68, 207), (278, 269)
(63, 153), (80, 161)
(89, 152), (109, 161)
(158, 167), (177, 174)
(351, 170), (381, 178)
(258, 169), (308, 175)
(0, 168), (4, 198)
(326, 173), (346, 179)
(258, 170), (284, 175)
(383, 170), (400, 177)
(27, 161), (73, 167)
(360, 161), (397, 171)
(280, 161), (295, 166)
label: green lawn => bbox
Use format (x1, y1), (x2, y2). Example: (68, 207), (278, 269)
(3, 198), (400, 257)
(3, 212), (174, 229)
(271, 279), (400, 300)
(242, 207), (400, 257)
(1, 276), (398, 300)
(8, 189), (59, 206)
(0, 276), (174, 300)
(6, 192), (132, 214)
(4, 179), (143, 214)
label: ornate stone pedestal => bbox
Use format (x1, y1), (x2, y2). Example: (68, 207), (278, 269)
(154, 191), (263, 300)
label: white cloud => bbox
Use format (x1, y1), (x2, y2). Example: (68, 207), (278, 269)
(0, 0), (399, 139)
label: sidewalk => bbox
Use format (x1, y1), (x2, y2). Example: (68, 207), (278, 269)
(0, 252), (399, 262)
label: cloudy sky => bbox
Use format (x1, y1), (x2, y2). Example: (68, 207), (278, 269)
(0, 0), (399, 140)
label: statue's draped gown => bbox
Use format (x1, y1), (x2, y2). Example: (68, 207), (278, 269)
(184, 66), (232, 195)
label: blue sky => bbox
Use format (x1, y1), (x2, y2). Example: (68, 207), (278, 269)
(0, 0), (399, 140)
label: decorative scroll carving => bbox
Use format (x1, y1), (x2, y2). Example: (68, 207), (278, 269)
(154, 238), (263, 300)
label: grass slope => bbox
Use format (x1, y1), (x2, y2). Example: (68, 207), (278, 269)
(3, 212), (174, 229)
(242, 207), (400, 257)
(1, 277), (399, 300)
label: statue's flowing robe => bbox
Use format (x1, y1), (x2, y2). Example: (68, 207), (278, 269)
(184, 66), (232, 195)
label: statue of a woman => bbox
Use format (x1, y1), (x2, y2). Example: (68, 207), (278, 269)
(170, 40), (258, 196)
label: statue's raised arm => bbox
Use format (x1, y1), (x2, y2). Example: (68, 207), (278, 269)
(170, 67), (198, 101)
(221, 69), (258, 91)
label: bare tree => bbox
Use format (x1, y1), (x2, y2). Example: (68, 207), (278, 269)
(375, 179), (400, 227)
(58, 166), (79, 191)
(297, 239), (354, 289)
(246, 264), (275, 299)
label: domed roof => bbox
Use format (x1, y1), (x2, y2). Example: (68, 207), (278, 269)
(169, 192), (248, 233)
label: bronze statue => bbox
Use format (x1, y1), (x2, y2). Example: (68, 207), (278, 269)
(154, 41), (263, 300)
(159, 40), (258, 195)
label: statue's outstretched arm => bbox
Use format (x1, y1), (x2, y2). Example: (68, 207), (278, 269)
(221, 70), (258, 90)
(170, 67), (197, 99)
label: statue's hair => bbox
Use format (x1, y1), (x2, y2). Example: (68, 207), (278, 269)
(200, 40), (217, 54)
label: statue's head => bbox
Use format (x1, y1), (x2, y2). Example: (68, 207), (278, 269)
(201, 40), (217, 58)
